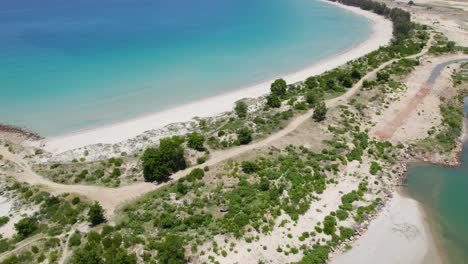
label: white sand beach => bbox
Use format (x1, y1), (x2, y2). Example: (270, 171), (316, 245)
(329, 192), (443, 264)
(42, 1), (393, 154)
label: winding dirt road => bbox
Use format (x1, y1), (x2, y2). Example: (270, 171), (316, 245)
(0, 36), (434, 218)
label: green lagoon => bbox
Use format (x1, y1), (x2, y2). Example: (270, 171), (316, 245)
(405, 98), (468, 263)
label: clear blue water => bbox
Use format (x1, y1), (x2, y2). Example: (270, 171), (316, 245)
(0, 0), (371, 136)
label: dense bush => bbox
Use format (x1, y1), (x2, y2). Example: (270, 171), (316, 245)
(305, 76), (318, 90)
(186, 168), (205, 182)
(370, 161), (382, 175)
(336, 209), (349, 221)
(306, 91), (320, 106)
(313, 101), (328, 122)
(153, 235), (185, 264)
(241, 161), (260, 174)
(187, 132), (205, 151)
(88, 202), (106, 227)
(14, 217), (37, 238)
(237, 127), (253, 145)
(234, 101), (248, 118)
(142, 136), (186, 182)
(69, 232), (82, 247)
(266, 94), (281, 108)
(0, 216), (9, 227)
(294, 245), (329, 264)
(270, 79), (287, 97)
(323, 215), (337, 235)
(70, 230), (137, 264)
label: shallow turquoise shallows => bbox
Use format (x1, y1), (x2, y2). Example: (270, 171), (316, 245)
(0, 0), (371, 136)
(405, 98), (468, 264)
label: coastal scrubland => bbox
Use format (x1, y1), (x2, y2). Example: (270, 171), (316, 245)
(1, 0), (467, 263)
(31, 4), (426, 187)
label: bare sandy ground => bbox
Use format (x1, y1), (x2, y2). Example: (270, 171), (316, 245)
(389, 0), (468, 46)
(329, 192), (442, 264)
(372, 54), (468, 142)
(40, 2), (393, 154)
(197, 173), (362, 264)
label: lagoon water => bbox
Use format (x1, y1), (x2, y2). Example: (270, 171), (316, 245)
(405, 98), (468, 263)
(0, 0), (370, 136)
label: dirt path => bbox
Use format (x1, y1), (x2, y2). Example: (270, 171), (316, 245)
(0, 235), (45, 261)
(374, 56), (468, 140)
(0, 36), (433, 219)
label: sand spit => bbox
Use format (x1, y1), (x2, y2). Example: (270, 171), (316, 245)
(329, 192), (442, 264)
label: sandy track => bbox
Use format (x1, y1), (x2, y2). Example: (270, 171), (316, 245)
(0, 235), (45, 261)
(0, 37), (433, 219)
(374, 56), (468, 141)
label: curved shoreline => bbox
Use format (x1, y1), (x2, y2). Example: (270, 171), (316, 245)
(42, 1), (393, 153)
(329, 190), (443, 264)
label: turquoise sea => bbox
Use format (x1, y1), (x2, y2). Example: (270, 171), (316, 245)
(0, 0), (371, 136)
(405, 98), (468, 264)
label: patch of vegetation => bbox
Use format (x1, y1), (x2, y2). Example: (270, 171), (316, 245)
(142, 136), (186, 182)
(416, 100), (465, 152)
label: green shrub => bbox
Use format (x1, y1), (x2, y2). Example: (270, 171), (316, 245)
(266, 94), (281, 108)
(237, 128), (253, 145)
(69, 232), (82, 247)
(313, 101), (328, 122)
(271, 79), (287, 97)
(142, 136), (186, 182)
(186, 168), (205, 182)
(71, 197), (81, 205)
(197, 156), (207, 164)
(323, 216), (336, 235)
(234, 101), (248, 118)
(294, 245), (329, 264)
(154, 235), (185, 264)
(14, 217), (38, 238)
(88, 202), (106, 227)
(336, 210), (349, 221)
(241, 161), (260, 174)
(370, 162), (382, 175)
(339, 227), (355, 241)
(187, 132), (206, 151)
(0, 216), (9, 227)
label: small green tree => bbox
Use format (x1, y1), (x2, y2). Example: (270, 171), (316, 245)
(237, 128), (253, 145)
(266, 94), (281, 108)
(312, 101), (328, 122)
(270, 79), (287, 97)
(142, 136), (186, 182)
(305, 91), (320, 106)
(305, 76), (318, 90)
(234, 101), (248, 118)
(241, 161), (260, 174)
(69, 232), (82, 247)
(70, 241), (103, 264)
(88, 202), (106, 227)
(323, 215), (336, 235)
(351, 68), (362, 79)
(376, 71), (390, 82)
(14, 217), (37, 238)
(187, 132), (205, 151)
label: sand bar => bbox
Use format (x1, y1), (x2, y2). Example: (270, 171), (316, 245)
(329, 192), (442, 264)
